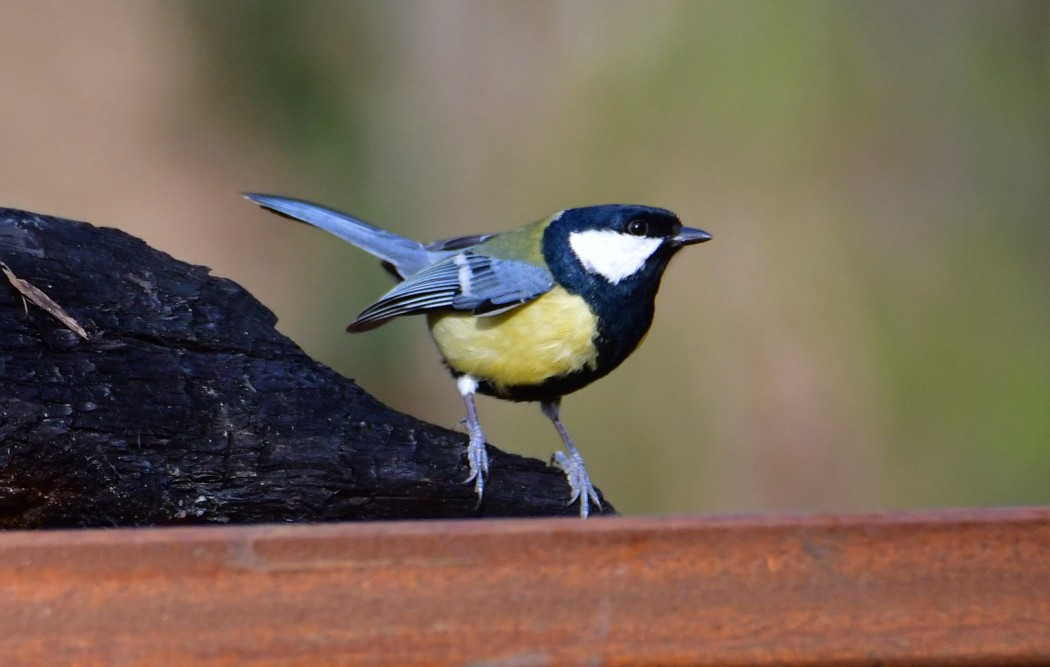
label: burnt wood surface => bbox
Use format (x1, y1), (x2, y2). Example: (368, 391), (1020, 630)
(0, 207), (611, 528)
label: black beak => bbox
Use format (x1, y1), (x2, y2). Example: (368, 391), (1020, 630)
(671, 226), (712, 247)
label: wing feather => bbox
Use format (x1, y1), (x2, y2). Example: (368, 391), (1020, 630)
(347, 252), (554, 331)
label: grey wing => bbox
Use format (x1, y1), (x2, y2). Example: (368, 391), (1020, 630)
(347, 251), (555, 332)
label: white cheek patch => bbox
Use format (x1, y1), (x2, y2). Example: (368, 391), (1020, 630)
(568, 230), (663, 284)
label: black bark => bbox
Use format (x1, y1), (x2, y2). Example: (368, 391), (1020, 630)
(0, 207), (612, 528)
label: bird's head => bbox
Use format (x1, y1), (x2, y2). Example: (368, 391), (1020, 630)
(543, 204), (711, 294)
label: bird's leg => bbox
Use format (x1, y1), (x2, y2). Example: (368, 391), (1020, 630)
(541, 399), (601, 518)
(456, 375), (489, 505)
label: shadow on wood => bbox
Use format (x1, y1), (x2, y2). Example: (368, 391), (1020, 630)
(0, 207), (611, 527)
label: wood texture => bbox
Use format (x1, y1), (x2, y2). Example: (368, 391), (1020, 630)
(1, 507), (1048, 665)
(0, 206), (611, 526)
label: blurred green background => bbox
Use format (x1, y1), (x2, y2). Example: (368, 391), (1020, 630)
(2, 1), (1047, 515)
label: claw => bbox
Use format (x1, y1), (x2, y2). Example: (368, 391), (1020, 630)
(542, 399), (600, 518)
(552, 449), (601, 518)
(464, 434), (489, 504)
(456, 375), (488, 508)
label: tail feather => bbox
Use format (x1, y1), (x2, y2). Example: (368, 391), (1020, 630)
(244, 193), (432, 278)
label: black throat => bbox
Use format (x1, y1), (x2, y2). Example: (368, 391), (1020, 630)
(542, 216), (678, 378)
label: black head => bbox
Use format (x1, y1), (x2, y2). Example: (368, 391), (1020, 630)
(538, 204), (710, 376)
(542, 204), (710, 296)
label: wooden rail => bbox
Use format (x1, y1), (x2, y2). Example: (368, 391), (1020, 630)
(1, 507), (1048, 665)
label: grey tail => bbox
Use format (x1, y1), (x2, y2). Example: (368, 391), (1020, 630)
(244, 193), (432, 278)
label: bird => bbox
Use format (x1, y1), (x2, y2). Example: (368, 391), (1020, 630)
(245, 193), (711, 517)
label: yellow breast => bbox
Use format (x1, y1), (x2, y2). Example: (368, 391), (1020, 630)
(427, 286), (599, 393)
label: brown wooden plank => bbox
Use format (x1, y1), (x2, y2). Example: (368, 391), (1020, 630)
(1, 508), (1048, 666)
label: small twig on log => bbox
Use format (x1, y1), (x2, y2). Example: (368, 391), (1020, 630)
(1, 261), (88, 339)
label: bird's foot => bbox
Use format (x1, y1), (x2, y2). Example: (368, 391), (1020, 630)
(551, 449), (601, 518)
(456, 377), (489, 508)
(464, 433), (489, 506)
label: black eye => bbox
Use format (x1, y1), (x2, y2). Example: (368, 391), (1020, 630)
(625, 219), (648, 236)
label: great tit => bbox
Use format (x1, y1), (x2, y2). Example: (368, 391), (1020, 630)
(246, 194), (711, 517)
